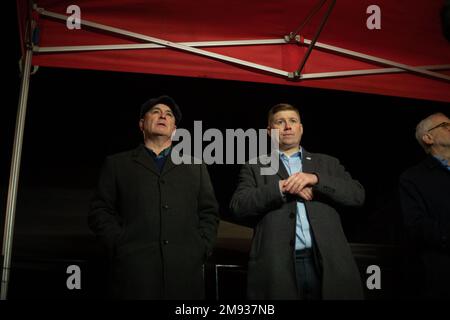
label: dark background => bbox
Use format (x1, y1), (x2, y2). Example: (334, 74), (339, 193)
(4, 64), (449, 242)
(1, 1), (449, 299)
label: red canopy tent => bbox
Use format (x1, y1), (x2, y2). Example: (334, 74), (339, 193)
(2, 0), (450, 299)
(17, 0), (450, 101)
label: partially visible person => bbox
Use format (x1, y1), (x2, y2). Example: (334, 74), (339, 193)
(88, 95), (219, 299)
(399, 112), (450, 299)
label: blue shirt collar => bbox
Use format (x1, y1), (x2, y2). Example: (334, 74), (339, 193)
(278, 147), (302, 160)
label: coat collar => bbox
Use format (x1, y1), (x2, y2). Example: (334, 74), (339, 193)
(132, 144), (178, 176)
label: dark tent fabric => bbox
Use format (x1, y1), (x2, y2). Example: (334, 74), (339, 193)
(15, 0), (450, 98)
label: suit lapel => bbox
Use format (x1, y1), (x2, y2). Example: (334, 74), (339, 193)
(275, 150), (316, 180)
(271, 154), (289, 180)
(161, 152), (178, 176)
(132, 144), (160, 176)
(302, 149), (319, 225)
(302, 149), (317, 174)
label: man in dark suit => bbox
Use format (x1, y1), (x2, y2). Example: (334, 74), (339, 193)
(88, 95), (219, 299)
(399, 112), (450, 298)
(230, 103), (365, 300)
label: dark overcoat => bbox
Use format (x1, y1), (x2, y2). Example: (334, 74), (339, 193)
(88, 144), (219, 299)
(230, 150), (365, 299)
(399, 155), (450, 298)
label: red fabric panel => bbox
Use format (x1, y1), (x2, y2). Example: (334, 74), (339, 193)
(16, 0), (28, 55)
(17, 0), (450, 101)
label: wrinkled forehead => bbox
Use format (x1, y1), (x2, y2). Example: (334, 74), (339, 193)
(272, 110), (301, 121)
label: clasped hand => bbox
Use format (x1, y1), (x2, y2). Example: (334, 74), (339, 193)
(279, 172), (318, 201)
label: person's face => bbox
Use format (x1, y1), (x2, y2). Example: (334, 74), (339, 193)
(139, 104), (176, 139)
(424, 114), (450, 149)
(268, 110), (303, 150)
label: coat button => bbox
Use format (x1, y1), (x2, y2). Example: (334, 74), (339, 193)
(289, 239), (295, 247)
(163, 204), (169, 209)
(163, 240), (169, 245)
(289, 212), (295, 219)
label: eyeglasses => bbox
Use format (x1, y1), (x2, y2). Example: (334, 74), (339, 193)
(427, 122), (450, 132)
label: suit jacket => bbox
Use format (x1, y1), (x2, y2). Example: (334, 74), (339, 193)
(399, 155), (450, 298)
(88, 144), (219, 299)
(230, 149), (365, 300)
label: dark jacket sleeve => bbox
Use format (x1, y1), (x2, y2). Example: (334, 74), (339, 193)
(198, 164), (220, 258)
(312, 156), (365, 207)
(88, 157), (122, 257)
(229, 164), (284, 218)
(399, 173), (447, 249)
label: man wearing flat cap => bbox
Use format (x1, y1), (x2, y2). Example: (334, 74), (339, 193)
(88, 95), (219, 299)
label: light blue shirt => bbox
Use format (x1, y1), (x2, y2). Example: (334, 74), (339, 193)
(433, 155), (450, 171)
(279, 149), (312, 250)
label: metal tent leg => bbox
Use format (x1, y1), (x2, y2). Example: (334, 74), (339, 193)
(1, 48), (33, 300)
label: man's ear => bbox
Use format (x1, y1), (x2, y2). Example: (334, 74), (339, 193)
(267, 125), (271, 137)
(139, 119), (144, 132)
(422, 133), (434, 146)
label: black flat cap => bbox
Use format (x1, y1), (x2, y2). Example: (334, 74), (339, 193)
(140, 95), (182, 125)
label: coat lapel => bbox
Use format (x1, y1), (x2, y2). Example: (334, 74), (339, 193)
(302, 149), (317, 174)
(161, 152), (178, 177)
(275, 149), (316, 180)
(275, 156), (289, 180)
(132, 144), (160, 176)
(302, 149), (319, 224)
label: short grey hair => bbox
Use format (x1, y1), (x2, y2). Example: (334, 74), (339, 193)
(415, 112), (447, 153)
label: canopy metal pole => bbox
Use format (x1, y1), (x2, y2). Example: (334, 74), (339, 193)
(34, 39), (288, 53)
(289, 0), (328, 39)
(300, 64), (450, 79)
(35, 7), (450, 83)
(35, 42), (450, 79)
(36, 7), (290, 78)
(1, 47), (33, 300)
(302, 38), (450, 82)
(295, 0), (336, 77)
